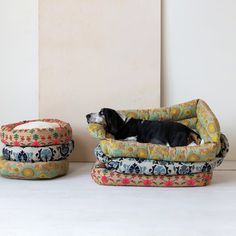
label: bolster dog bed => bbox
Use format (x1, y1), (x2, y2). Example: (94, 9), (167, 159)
(94, 140), (227, 176)
(1, 119), (72, 147)
(0, 157), (69, 179)
(91, 162), (212, 187)
(88, 99), (221, 162)
(94, 133), (229, 175)
(2, 140), (74, 162)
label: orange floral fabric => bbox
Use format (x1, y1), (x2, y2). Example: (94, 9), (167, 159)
(91, 162), (212, 187)
(1, 119), (72, 147)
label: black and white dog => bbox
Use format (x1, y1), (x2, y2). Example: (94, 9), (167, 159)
(86, 108), (201, 147)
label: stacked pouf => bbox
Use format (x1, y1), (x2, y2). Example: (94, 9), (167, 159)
(88, 99), (229, 187)
(0, 119), (74, 180)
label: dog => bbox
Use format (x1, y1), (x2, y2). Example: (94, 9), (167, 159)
(86, 108), (201, 147)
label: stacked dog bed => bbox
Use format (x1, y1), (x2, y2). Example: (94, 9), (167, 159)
(88, 99), (229, 187)
(0, 119), (74, 179)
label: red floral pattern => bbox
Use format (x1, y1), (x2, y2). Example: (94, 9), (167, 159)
(165, 180), (173, 187)
(122, 178), (130, 184)
(91, 162), (212, 187)
(1, 119), (72, 147)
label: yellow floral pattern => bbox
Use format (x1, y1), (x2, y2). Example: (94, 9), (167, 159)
(87, 99), (221, 162)
(0, 157), (69, 179)
(196, 100), (220, 144)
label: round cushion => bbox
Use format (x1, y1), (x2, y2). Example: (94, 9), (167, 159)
(1, 119), (72, 146)
(94, 145), (223, 176)
(91, 162), (212, 187)
(0, 157), (69, 179)
(2, 140), (74, 162)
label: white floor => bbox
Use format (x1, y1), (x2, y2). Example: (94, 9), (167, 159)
(0, 162), (236, 236)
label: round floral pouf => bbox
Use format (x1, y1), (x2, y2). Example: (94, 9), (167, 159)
(0, 157), (69, 180)
(1, 119), (72, 147)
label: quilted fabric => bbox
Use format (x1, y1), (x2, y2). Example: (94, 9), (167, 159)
(2, 140), (74, 162)
(91, 162), (212, 187)
(94, 145), (224, 176)
(87, 99), (221, 161)
(1, 119), (72, 147)
(0, 157), (69, 179)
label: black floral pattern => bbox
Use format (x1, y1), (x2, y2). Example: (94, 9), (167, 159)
(129, 163), (141, 174)
(2, 140), (74, 163)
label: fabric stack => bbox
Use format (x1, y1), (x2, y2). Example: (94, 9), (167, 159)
(88, 99), (229, 187)
(0, 119), (74, 180)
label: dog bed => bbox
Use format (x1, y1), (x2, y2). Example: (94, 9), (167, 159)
(88, 99), (221, 162)
(94, 145), (225, 176)
(0, 157), (69, 179)
(1, 119), (72, 146)
(94, 133), (228, 175)
(2, 140), (74, 162)
(91, 162), (212, 187)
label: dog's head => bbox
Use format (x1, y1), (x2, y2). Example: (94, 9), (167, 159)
(86, 108), (125, 135)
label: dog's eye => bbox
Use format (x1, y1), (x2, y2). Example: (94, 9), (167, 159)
(99, 111), (104, 116)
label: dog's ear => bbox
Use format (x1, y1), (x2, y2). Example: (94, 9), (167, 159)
(189, 132), (201, 145)
(102, 108), (124, 135)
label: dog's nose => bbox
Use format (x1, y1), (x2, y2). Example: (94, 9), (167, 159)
(86, 114), (91, 120)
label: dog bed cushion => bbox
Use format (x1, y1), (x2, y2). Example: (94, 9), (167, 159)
(88, 99), (221, 162)
(1, 119), (72, 146)
(94, 145), (224, 176)
(2, 140), (74, 162)
(0, 157), (69, 179)
(91, 162), (212, 187)
(13, 121), (60, 130)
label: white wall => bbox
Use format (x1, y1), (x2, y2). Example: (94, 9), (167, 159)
(0, 0), (38, 125)
(39, 0), (161, 161)
(162, 0), (236, 160)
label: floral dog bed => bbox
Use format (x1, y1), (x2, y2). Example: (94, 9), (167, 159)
(0, 157), (69, 179)
(1, 119), (72, 146)
(2, 140), (74, 162)
(88, 99), (221, 162)
(91, 162), (212, 187)
(94, 145), (224, 176)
